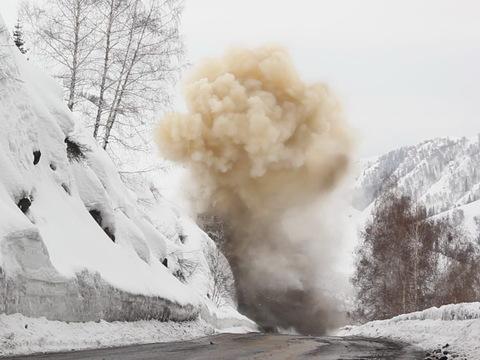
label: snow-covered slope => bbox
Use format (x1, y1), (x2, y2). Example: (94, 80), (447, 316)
(354, 135), (480, 240)
(355, 136), (480, 213)
(0, 16), (254, 331)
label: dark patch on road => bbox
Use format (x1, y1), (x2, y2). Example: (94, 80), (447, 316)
(1, 333), (425, 359)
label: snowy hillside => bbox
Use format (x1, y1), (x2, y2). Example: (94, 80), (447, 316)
(0, 16), (254, 333)
(354, 135), (480, 240)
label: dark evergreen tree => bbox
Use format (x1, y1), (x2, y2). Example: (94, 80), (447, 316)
(12, 19), (27, 55)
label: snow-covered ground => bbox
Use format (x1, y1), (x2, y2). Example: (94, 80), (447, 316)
(337, 302), (480, 359)
(0, 313), (211, 357)
(0, 309), (257, 357)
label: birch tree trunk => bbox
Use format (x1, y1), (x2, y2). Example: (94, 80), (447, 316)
(93, 0), (116, 137)
(67, 1), (81, 111)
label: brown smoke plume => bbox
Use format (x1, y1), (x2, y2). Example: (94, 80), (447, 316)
(156, 46), (353, 334)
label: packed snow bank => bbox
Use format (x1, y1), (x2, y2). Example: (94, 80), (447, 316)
(0, 15), (198, 320)
(337, 303), (480, 359)
(0, 14), (254, 330)
(200, 300), (258, 333)
(0, 313), (214, 357)
(0, 309), (257, 357)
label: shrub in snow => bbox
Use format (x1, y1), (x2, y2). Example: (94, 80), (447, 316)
(65, 137), (89, 162)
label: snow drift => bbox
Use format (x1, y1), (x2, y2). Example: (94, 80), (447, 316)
(156, 46), (353, 334)
(338, 302), (480, 359)
(0, 313), (214, 357)
(0, 16), (253, 329)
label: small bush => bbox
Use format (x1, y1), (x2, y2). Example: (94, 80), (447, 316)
(65, 137), (89, 162)
(173, 257), (198, 283)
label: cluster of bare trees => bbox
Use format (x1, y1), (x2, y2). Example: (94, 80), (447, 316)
(352, 190), (480, 322)
(199, 214), (236, 307)
(21, 0), (183, 156)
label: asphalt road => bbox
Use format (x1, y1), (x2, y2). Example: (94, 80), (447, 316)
(3, 333), (425, 360)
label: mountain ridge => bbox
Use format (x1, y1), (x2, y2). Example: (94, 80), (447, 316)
(354, 134), (480, 241)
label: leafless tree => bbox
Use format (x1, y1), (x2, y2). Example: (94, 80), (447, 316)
(98, 0), (184, 151)
(198, 214), (236, 306)
(91, 0), (129, 139)
(206, 244), (235, 307)
(173, 256), (198, 282)
(21, 0), (100, 110)
(353, 191), (441, 321)
(352, 187), (480, 322)
(21, 0), (184, 158)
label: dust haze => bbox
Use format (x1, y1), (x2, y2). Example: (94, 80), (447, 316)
(156, 46), (353, 334)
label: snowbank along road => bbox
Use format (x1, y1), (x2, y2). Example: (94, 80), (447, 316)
(1, 333), (425, 359)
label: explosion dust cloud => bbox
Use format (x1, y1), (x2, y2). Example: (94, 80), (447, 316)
(156, 46), (353, 334)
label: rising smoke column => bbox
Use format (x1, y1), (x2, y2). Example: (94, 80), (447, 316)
(156, 46), (353, 334)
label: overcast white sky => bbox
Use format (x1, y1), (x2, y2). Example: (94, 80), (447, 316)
(2, 0), (480, 156)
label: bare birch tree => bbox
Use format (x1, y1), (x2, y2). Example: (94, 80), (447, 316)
(21, 0), (99, 110)
(21, 0), (184, 158)
(91, 0), (128, 139)
(98, 0), (183, 151)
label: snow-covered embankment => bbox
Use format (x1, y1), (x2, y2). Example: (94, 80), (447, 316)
(337, 302), (480, 359)
(0, 13), (255, 354)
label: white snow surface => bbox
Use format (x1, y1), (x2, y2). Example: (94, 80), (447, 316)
(0, 313), (212, 357)
(0, 15), (193, 305)
(337, 302), (480, 358)
(0, 311), (257, 357)
(0, 13), (255, 334)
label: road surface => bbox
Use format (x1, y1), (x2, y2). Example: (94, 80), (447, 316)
(3, 333), (425, 359)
